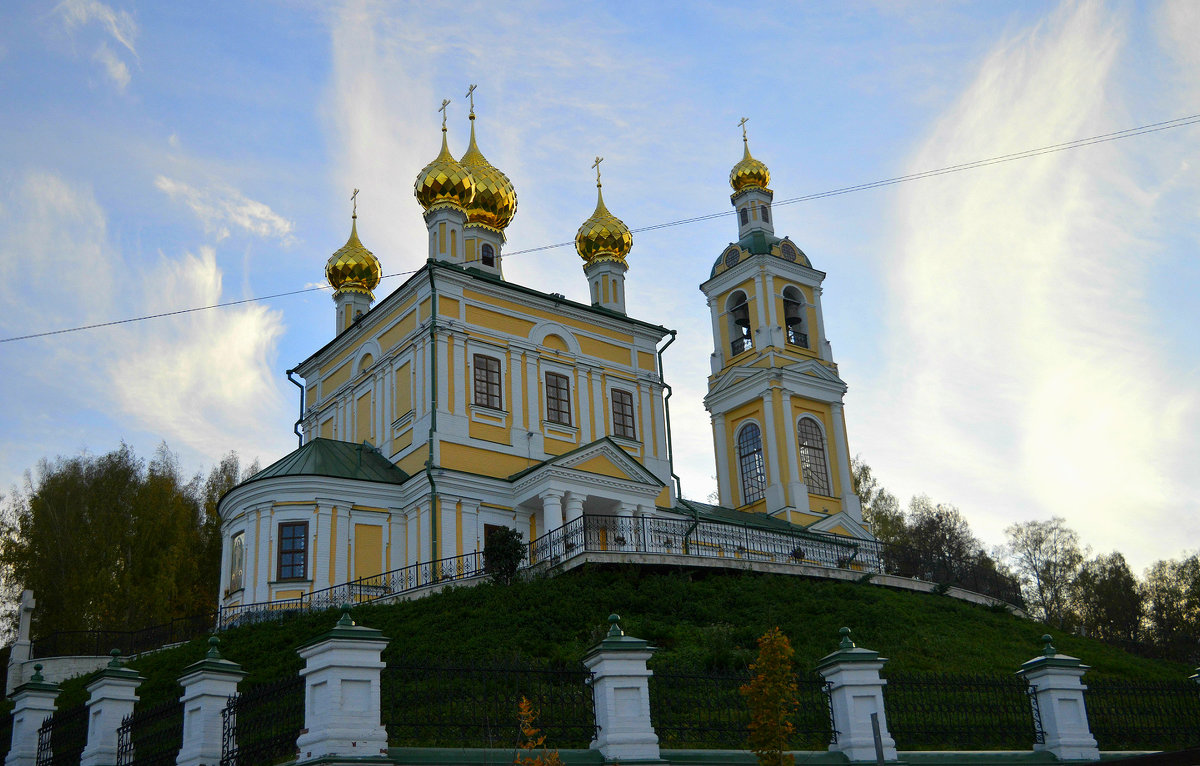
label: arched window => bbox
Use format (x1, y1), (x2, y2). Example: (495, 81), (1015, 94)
(797, 417), (831, 496)
(739, 207), (749, 226)
(760, 204), (770, 223)
(737, 422), (767, 505)
(782, 286), (808, 348)
(481, 243), (495, 267)
(726, 291), (752, 356)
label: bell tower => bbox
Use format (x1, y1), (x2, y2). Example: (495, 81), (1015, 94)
(700, 121), (864, 532)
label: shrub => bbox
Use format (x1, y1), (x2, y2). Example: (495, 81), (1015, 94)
(485, 526), (526, 585)
(740, 627), (797, 766)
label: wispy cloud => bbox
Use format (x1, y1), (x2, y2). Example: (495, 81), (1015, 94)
(155, 176), (295, 243)
(863, 0), (1200, 569)
(55, 0), (138, 90)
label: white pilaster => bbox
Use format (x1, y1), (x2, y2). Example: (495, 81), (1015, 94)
(761, 391), (785, 512)
(812, 285), (831, 362)
(1018, 637), (1100, 761)
(815, 628), (897, 763)
(712, 413), (732, 507)
(80, 653), (144, 766)
(582, 616), (661, 763)
(452, 334), (466, 416)
(829, 402), (861, 520)
(176, 638), (245, 766)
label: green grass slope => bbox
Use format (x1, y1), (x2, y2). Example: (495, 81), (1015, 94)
(52, 564), (1194, 711)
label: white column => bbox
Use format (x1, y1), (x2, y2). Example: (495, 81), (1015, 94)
(540, 490), (564, 533)
(5, 666), (59, 766)
(525, 354), (539, 430)
(460, 500), (481, 554)
(176, 639), (245, 766)
(80, 654), (143, 766)
(763, 272), (779, 348)
(761, 391), (786, 513)
(437, 334), (451, 414)
(577, 367), (592, 443)
(781, 392), (809, 513)
(590, 370), (605, 440)
(296, 609), (388, 761)
(564, 492), (585, 524)
(313, 504), (333, 591)
(254, 510), (271, 603)
(712, 413), (731, 506)
(387, 509), (405, 571)
(1018, 637), (1100, 761)
(582, 615), (660, 762)
(333, 507), (349, 586)
(707, 296), (723, 373)
(815, 628), (897, 762)
(452, 334), (466, 416)
(440, 498), (457, 561)
(753, 270), (769, 349)
(509, 346), (524, 430)
(829, 403), (857, 515)
(812, 285), (831, 362)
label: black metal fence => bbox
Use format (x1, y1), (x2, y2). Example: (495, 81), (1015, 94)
(647, 664), (835, 750)
(219, 675), (304, 766)
(32, 613), (215, 659)
(883, 672), (1043, 750)
(116, 698), (183, 766)
(0, 706), (13, 761)
(35, 703), (88, 766)
(531, 514), (1024, 606)
(218, 550), (487, 629)
(1086, 678), (1200, 752)
(381, 659), (597, 748)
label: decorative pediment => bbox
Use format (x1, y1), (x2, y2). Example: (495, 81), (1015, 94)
(510, 437), (664, 489)
(806, 511), (874, 541)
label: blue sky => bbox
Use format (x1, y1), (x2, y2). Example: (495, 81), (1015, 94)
(1, 1), (1197, 571)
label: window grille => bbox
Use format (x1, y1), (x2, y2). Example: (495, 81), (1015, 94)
(612, 389), (636, 440)
(472, 354), (502, 409)
(737, 423), (766, 504)
(546, 372), (572, 425)
(798, 418), (831, 496)
(277, 522), (308, 580)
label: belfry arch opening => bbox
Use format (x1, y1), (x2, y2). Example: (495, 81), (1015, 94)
(726, 291), (752, 356)
(782, 286), (807, 348)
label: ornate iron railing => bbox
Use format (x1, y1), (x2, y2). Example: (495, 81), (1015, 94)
(35, 703), (87, 766)
(116, 698), (183, 766)
(883, 672), (1044, 750)
(218, 550), (486, 628)
(381, 659), (597, 748)
(1086, 678), (1200, 751)
(647, 665), (835, 749)
(731, 336), (753, 355)
(32, 613), (215, 659)
(786, 327), (808, 348)
(219, 675), (303, 766)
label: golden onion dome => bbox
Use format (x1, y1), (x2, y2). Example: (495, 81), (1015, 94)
(414, 126), (476, 212)
(459, 114), (517, 231)
(730, 136), (771, 193)
(575, 180), (632, 264)
(325, 215), (381, 296)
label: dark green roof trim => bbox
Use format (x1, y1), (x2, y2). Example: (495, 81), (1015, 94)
(225, 438), (410, 500)
(673, 498), (858, 545)
(297, 259), (673, 371)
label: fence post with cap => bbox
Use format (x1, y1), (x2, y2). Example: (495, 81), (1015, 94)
(582, 614), (662, 762)
(1017, 635), (1099, 761)
(176, 636), (245, 766)
(815, 627), (897, 762)
(80, 650), (143, 766)
(5, 663), (59, 766)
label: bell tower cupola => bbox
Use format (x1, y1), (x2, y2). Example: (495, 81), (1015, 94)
(459, 84), (517, 279)
(699, 120), (864, 530)
(414, 98), (476, 265)
(325, 189), (381, 336)
(576, 156), (632, 314)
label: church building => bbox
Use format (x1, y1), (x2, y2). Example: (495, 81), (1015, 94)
(216, 96), (870, 611)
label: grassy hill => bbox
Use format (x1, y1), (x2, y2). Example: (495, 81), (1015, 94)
(52, 564), (1194, 711)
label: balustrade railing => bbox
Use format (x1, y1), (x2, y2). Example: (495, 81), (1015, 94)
(883, 672), (1044, 750)
(219, 675), (303, 766)
(1086, 678), (1200, 751)
(35, 703), (87, 766)
(116, 698), (182, 766)
(381, 659), (597, 748)
(32, 613), (214, 659)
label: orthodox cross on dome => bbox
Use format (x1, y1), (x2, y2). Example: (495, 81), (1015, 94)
(465, 83), (477, 117)
(738, 116), (749, 141)
(351, 188), (359, 218)
(592, 155), (603, 186)
(439, 98), (451, 130)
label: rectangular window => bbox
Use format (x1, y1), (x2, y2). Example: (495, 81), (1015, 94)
(473, 354), (503, 409)
(229, 532), (245, 592)
(278, 521), (308, 581)
(545, 372), (572, 425)
(611, 389), (636, 440)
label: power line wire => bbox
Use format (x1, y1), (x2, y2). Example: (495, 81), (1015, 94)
(4, 112), (1198, 345)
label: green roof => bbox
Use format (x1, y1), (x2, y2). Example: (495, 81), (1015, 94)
(674, 498), (858, 545)
(239, 438), (409, 489)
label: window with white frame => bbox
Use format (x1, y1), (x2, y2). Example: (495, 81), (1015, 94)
(545, 371), (572, 426)
(611, 388), (636, 440)
(473, 354), (503, 409)
(797, 417), (832, 496)
(736, 422), (766, 505)
(277, 521), (308, 580)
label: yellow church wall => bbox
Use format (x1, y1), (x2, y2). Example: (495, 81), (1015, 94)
(465, 304), (536, 337)
(379, 311), (416, 352)
(324, 360), (352, 392)
(573, 454), (630, 480)
(393, 429), (412, 452)
(419, 298), (431, 321)
(638, 351), (656, 372)
(468, 419), (510, 444)
(439, 442), (528, 478)
(461, 289), (634, 345)
(578, 336), (629, 366)
(354, 523), (383, 580)
(544, 435), (576, 456)
(395, 361), (412, 418)
(356, 390), (373, 443)
(276, 589), (304, 600)
(320, 418), (334, 439)
(438, 297), (460, 318)
(543, 334), (568, 352)
(397, 449), (427, 476)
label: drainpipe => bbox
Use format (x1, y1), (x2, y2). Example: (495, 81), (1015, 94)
(656, 329), (680, 500)
(286, 368), (304, 447)
(676, 497), (701, 554)
(425, 265), (439, 564)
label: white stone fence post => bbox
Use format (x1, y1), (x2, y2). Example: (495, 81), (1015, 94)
(176, 637), (245, 766)
(815, 627), (897, 762)
(295, 605), (389, 764)
(1017, 635), (1100, 761)
(582, 614), (662, 763)
(81, 650), (144, 766)
(5, 664), (59, 766)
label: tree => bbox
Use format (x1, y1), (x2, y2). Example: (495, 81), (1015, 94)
(484, 526), (526, 585)
(1002, 517), (1085, 628)
(1142, 552), (1200, 656)
(0, 443), (241, 638)
(1072, 552), (1143, 642)
(851, 457), (903, 545)
(740, 627), (798, 766)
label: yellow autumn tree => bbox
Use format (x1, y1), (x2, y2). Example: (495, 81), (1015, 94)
(514, 696), (564, 766)
(740, 626), (798, 766)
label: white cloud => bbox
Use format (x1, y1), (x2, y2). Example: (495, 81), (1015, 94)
(93, 41), (130, 90)
(862, 0), (1200, 569)
(155, 176), (295, 243)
